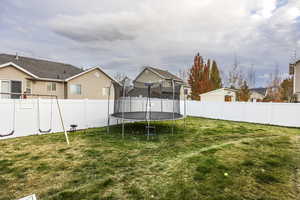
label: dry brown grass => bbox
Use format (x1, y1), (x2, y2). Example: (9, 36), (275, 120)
(0, 117), (300, 200)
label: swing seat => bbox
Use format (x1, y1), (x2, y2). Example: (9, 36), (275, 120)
(39, 129), (52, 133)
(0, 130), (14, 137)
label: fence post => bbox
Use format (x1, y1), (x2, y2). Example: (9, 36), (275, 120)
(84, 99), (88, 129)
(36, 98), (40, 135)
(268, 102), (273, 125)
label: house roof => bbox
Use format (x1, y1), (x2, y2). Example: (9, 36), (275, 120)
(0, 54), (120, 85)
(199, 88), (237, 96)
(147, 67), (183, 81)
(134, 66), (183, 83)
(250, 87), (267, 96)
(0, 53), (83, 80)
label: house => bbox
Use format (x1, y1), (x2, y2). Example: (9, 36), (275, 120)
(249, 88), (267, 102)
(289, 59), (300, 102)
(0, 54), (120, 99)
(131, 66), (190, 98)
(199, 88), (237, 102)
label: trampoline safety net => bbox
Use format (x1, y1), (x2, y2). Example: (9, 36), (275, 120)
(112, 80), (183, 121)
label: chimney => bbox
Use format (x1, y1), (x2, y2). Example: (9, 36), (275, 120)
(15, 52), (19, 60)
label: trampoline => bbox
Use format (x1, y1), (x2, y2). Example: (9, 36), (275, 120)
(107, 78), (187, 139)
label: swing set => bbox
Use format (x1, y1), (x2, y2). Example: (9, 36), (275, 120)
(0, 92), (69, 145)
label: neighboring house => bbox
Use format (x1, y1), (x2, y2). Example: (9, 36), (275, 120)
(131, 66), (190, 98)
(289, 59), (300, 102)
(0, 54), (120, 99)
(249, 88), (267, 102)
(199, 88), (237, 102)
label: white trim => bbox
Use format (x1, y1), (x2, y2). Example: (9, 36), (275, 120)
(0, 62), (39, 79)
(65, 66), (121, 85)
(33, 78), (65, 82)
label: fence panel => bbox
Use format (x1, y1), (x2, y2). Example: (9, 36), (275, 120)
(186, 101), (300, 127)
(0, 99), (116, 140)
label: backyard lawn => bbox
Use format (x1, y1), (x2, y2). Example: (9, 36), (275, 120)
(1, 117), (300, 200)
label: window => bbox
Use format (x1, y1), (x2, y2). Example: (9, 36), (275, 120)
(70, 84), (82, 95)
(0, 80), (22, 99)
(1, 80), (10, 99)
(47, 82), (56, 91)
(11, 81), (22, 99)
(26, 80), (32, 94)
(225, 95), (232, 102)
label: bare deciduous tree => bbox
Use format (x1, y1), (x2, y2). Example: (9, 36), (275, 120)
(114, 72), (126, 82)
(178, 67), (189, 82)
(264, 64), (282, 102)
(227, 54), (244, 89)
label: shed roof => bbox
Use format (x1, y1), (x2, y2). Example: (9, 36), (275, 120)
(199, 88), (237, 96)
(250, 87), (267, 96)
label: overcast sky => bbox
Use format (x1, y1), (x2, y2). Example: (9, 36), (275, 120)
(0, 0), (299, 87)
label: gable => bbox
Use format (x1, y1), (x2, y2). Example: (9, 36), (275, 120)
(135, 68), (164, 83)
(68, 68), (111, 82)
(65, 67), (120, 85)
(0, 64), (35, 80)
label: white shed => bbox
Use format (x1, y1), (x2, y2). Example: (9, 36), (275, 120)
(199, 88), (237, 102)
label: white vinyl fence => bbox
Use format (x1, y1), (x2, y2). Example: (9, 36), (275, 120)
(1, 99), (300, 140)
(186, 101), (300, 127)
(0, 99), (115, 140)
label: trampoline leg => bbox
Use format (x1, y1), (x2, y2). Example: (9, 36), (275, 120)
(147, 120), (150, 140)
(122, 120), (124, 139)
(107, 117), (110, 134)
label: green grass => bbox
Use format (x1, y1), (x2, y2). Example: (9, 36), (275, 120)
(0, 117), (300, 200)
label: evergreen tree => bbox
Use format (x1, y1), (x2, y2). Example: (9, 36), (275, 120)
(238, 80), (250, 101)
(188, 53), (204, 100)
(210, 60), (222, 89)
(188, 53), (225, 100)
(202, 61), (211, 93)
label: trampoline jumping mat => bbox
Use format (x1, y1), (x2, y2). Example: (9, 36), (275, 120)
(111, 112), (183, 121)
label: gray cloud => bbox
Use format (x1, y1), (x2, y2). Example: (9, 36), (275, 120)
(53, 27), (136, 42)
(50, 12), (141, 42)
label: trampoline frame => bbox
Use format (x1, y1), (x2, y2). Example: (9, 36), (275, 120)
(106, 78), (188, 139)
